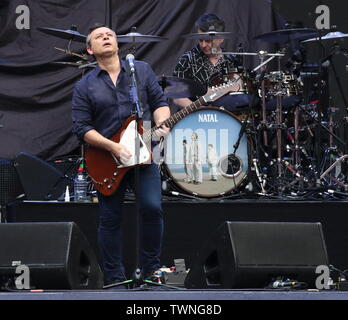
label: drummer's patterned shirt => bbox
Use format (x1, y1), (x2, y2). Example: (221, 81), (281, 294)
(173, 45), (240, 98)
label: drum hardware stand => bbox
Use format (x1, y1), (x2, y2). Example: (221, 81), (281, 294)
(327, 107), (339, 185)
(320, 155), (348, 192)
(245, 69), (270, 195)
(272, 53), (293, 181)
(284, 104), (318, 192)
(293, 105), (301, 169)
(298, 103), (345, 181)
(256, 51), (276, 148)
(311, 27), (331, 187)
(322, 42), (348, 184)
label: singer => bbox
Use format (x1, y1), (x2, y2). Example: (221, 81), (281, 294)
(72, 23), (170, 288)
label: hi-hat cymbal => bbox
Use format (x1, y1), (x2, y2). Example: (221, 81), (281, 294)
(182, 31), (238, 40)
(117, 32), (168, 43)
(37, 26), (87, 43)
(158, 76), (206, 99)
(254, 28), (319, 43)
(302, 31), (348, 43)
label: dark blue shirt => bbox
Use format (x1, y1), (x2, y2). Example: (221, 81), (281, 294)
(72, 59), (168, 141)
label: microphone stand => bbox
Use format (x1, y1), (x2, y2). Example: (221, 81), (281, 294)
(128, 60), (144, 287)
(118, 59), (180, 291)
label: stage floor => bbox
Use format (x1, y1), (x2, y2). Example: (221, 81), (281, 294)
(0, 288), (348, 300)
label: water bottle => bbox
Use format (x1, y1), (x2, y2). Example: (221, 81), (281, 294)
(74, 164), (88, 202)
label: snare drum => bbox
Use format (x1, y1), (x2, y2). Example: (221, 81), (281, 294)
(162, 107), (249, 198)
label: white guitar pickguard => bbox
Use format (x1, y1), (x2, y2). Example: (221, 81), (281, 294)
(117, 120), (151, 168)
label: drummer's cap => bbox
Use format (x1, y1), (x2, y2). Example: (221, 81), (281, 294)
(195, 13), (225, 33)
(86, 23), (115, 47)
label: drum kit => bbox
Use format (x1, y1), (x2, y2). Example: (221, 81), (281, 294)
(37, 24), (348, 200)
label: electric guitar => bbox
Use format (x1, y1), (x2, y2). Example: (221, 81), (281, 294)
(84, 80), (240, 196)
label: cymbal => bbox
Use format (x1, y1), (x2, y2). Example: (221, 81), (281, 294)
(302, 31), (348, 43)
(158, 76), (206, 99)
(37, 26), (87, 43)
(117, 32), (168, 43)
(50, 61), (95, 68)
(79, 61), (98, 69)
(182, 31), (237, 40)
(254, 28), (319, 43)
(50, 61), (82, 66)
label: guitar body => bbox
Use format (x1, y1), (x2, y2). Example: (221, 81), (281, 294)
(84, 115), (151, 196)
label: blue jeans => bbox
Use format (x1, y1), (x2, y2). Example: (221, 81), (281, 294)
(97, 163), (164, 284)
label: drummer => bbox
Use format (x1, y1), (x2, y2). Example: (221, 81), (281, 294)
(172, 13), (245, 112)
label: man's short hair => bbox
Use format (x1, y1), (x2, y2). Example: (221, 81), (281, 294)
(86, 23), (113, 47)
(195, 13), (225, 32)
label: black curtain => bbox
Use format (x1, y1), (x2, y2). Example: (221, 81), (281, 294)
(0, 0), (279, 160)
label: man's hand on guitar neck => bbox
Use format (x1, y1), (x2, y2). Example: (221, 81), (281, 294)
(153, 106), (171, 140)
(153, 123), (170, 140)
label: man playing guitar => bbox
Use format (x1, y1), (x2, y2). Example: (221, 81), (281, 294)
(72, 23), (170, 287)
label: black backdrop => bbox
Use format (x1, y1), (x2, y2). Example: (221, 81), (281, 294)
(0, 0), (347, 161)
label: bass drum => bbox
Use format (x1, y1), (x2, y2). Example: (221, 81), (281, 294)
(162, 107), (249, 198)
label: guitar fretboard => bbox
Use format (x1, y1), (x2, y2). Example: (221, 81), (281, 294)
(142, 96), (206, 143)
(142, 78), (239, 143)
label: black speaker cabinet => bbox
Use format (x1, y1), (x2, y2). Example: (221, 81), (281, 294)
(0, 159), (24, 205)
(0, 222), (103, 290)
(185, 221), (329, 289)
(14, 152), (68, 200)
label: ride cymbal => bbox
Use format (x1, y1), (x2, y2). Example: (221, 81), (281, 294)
(37, 26), (87, 43)
(302, 31), (348, 43)
(117, 32), (168, 43)
(254, 28), (319, 43)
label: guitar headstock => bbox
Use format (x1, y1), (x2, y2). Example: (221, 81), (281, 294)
(203, 80), (241, 103)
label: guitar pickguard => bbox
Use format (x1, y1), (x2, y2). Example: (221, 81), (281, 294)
(117, 120), (151, 168)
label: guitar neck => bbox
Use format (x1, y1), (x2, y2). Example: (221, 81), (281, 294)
(142, 78), (239, 143)
(143, 96), (206, 143)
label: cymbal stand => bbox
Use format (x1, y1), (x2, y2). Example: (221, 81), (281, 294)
(249, 51), (285, 148)
(249, 52), (281, 194)
(328, 107), (337, 185)
(293, 105), (301, 169)
(275, 59), (284, 178)
(127, 27), (139, 55)
(257, 52), (270, 147)
(54, 34), (91, 72)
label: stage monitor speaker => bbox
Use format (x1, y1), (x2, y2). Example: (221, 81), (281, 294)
(0, 159), (24, 205)
(0, 222), (103, 290)
(185, 221), (329, 289)
(14, 152), (69, 200)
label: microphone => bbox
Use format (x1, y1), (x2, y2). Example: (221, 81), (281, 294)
(126, 53), (135, 73)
